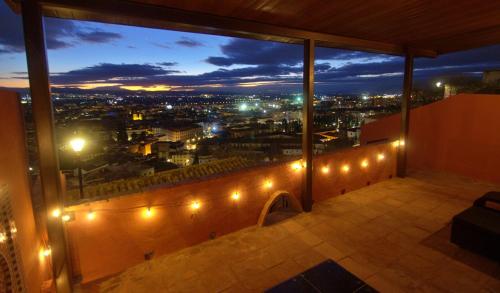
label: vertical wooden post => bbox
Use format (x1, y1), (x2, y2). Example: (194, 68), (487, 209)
(21, 0), (72, 292)
(397, 52), (414, 177)
(302, 39), (314, 212)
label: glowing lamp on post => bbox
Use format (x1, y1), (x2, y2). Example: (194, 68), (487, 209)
(435, 81), (442, 88)
(70, 137), (86, 199)
(70, 138), (85, 153)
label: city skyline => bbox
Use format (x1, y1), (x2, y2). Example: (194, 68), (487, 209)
(1, 1), (499, 94)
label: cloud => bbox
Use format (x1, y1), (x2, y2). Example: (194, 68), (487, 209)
(75, 30), (122, 43)
(175, 37), (204, 48)
(205, 38), (382, 67)
(51, 63), (180, 85)
(152, 42), (171, 49)
(157, 62), (178, 67)
(0, 2), (122, 54)
(46, 41), (500, 94)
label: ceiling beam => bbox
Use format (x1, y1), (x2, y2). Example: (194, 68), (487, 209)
(33, 0), (436, 57)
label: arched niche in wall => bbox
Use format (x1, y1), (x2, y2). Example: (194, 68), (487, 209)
(257, 190), (302, 226)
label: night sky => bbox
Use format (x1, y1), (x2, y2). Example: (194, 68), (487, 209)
(1, 2), (499, 94)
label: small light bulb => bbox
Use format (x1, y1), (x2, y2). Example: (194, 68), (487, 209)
(392, 140), (400, 148)
(62, 214), (71, 222)
(231, 192), (240, 201)
(191, 201), (201, 211)
(264, 180), (273, 189)
(321, 166), (330, 174)
(43, 247), (51, 257)
(87, 211), (95, 221)
(51, 208), (61, 218)
(399, 140), (405, 146)
(377, 153), (385, 161)
(291, 162), (302, 171)
(145, 207), (153, 218)
(0, 233), (6, 243)
(342, 164), (350, 173)
(361, 159), (369, 168)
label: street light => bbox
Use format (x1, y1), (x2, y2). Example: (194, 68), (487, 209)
(435, 81), (442, 88)
(70, 138), (85, 199)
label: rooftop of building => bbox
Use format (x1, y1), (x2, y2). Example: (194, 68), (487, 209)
(65, 156), (255, 203)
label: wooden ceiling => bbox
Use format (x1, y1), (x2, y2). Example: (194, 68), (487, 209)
(8, 0), (500, 56)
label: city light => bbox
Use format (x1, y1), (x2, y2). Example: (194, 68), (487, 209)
(70, 138), (85, 153)
(436, 81), (442, 88)
(377, 153), (385, 161)
(342, 164), (350, 173)
(239, 103), (248, 111)
(51, 208), (61, 218)
(87, 210), (96, 221)
(321, 166), (330, 174)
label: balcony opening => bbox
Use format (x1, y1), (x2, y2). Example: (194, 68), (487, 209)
(258, 191), (302, 226)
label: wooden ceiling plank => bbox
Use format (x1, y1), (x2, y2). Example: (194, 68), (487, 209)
(36, 0), (436, 57)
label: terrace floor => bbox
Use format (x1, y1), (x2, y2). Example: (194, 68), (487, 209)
(86, 171), (500, 292)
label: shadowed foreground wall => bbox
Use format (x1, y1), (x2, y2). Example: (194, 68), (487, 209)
(65, 143), (395, 282)
(0, 91), (47, 292)
(361, 94), (500, 183)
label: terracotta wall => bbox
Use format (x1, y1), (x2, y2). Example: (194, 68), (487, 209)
(360, 94), (500, 183)
(65, 142), (396, 282)
(0, 91), (47, 292)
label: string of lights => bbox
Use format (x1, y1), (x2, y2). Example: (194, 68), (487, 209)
(49, 147), (396, 223)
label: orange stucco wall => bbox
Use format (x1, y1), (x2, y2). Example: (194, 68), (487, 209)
(0, 91), (47, 292)
(65, 142), (395, 282)
(361, 94), (500, 183)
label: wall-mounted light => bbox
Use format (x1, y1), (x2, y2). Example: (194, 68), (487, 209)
(377, 153), (385, 161)
(291, 161), (302, 171)
(231, 191), (240, 202)
(341, 164), (350, 173)
(361, 159), (369, 169)
(87, 210), (96, 221)
(321, 166), (330, 174)
(191, 201), (201, 211)
(264, 179), (273, 189)
(51, 208), (61, 218)
(144, 207), (153, 218)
